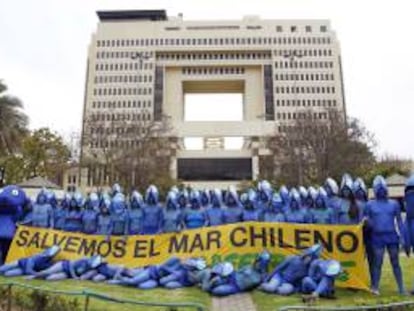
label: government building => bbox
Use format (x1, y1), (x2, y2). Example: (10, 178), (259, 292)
(78, 9), (346, 190)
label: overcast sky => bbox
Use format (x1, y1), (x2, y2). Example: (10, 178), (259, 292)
(0, 0), (413, 158)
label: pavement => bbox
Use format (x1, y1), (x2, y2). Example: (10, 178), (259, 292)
(212, 293), (257, 311)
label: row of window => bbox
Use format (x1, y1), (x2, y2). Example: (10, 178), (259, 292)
(274, 49), (333, 57)
(90, 126), (149, 135)
(96, 35), (332, 48)
(182, 67), (245, 75)
(88, 112), (152, 123)
(91, 100), (152, 109)
(157, 51), (271, 61)
(93, 87), (153, 96)
(94, 75), (153, 84)
(276, 99), (338, 108)
(166, 24), (328, 33)
(275, 73), (335, 81)
(276, 111), (330, 121)
(89, 139), (147, 149)
(96, 50), (153, 59)
(95, 62), (153, 72)
(275, 61), (334, 69)
(275, 86), (336, 94)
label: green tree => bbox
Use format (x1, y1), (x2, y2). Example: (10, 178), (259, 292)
(21, 128), (70, 184)
(0, 80), (29, 156)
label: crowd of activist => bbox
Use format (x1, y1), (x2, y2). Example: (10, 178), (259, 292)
(0, 172), (414, 297)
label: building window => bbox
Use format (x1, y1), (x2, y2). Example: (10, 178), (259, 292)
(320, 25), (327, 32)
(290, 26), (297, 32)
(276, 25), (283, 32)
(306, 25), (312, 32)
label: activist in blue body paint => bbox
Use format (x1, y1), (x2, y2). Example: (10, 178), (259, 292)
(279, 185), (290, 213)
(128, 191), (144, 235)
(0, 246), (60, 277)
(260, 245), (322, 295)
(142, 185), (163, 235)
(206, 189), (225, 226)
(241, 190), (262, 222)
(28, 189), (54, 228)
(285, 189), (310, 224)
(301, 259), (342, 298)
(184, 190), (207, 229)
(63, 192), (84, 232)
(263, 193), (286, 223)
(177, 190), (189, 211)
(109, 193), (129, 237)
(223, 186), (243, 224)
(31, 256), (103, 281)
(310, 188), (334, 224)
(54, 193), (70, 230)
(208, 251), (271, 296)
(364, 175), (406, 295)
(403, 174), (414, 294)
(96, 199), (112, 237)
(324, 178), (342, 224)
(162, 191), (183, 233)
(0, 185), (26, 264)
(81, 192), (99, 234)
(338, 174), (363, 224)
(256, 180), (273, 215)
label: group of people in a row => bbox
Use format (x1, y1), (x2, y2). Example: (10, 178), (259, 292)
(23, 174), (368, 237)
(0, 244), (341, 297)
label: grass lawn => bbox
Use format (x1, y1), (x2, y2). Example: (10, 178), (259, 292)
(251, 255), (414, 311)
(0, 256), (413, 311)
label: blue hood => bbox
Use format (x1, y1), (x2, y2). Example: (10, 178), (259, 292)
(289, 188), (301, 210)
(373, 175), (388, 199)
(258, 180), (272, 202)
(315, 187), (328, 209)
(308, 187), (318, 201)
(340, 173), (353, 195)
(189, 190), (201, 209)
(46, 190), (57, 207)
(324, 178), (339, 196)
(166, 191), (179, 210)
(110, 193), (126, 213)
(279, 185), (290, 204)
(87, 192), (100, 210)
(71, 192), (84, 208)
(36, 189), (48, 205)
(200, 190), (210, 206)
(271, 193), (284, 212)
(225, 186), (239, 207)
(177, 190), (188, 207)
(301, 244), (322, 259)
(130, 191), (144, 209)
(353, 177), (367, 200)
(298, 186), (308, 203)
(405, 174), (414, 192)
(210, 189), (222, 207)
(111, 183), (122, 196)
(145, 185), (159, 205)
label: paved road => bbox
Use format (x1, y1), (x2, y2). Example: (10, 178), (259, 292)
(212, 293), (257, 311)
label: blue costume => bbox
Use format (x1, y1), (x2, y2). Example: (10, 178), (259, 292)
(263, 193), (286, 222)
(54, 193), (70, 230)
(142, 185), (163, 234)
(0, 246), (60, 277)
(301, 259), (342, 298)
(111, 257), (182, 289)
(177, 190), (189, 211)
(338, 174), (362, 224)
(162, 192), (183, 233)
(82, 192), (99, 234)
(324, 178), (341, 224)
(208, 251), (271, 296)
(110, 194), (129, 236)
(64, 192), (84, 232)
(0, 185), (26, 263)
(260, 245), (322, 295)
(128, 191), (144, 235)
(310, 188), (334, 224)
(223, 187), (243, 224)
(96, 200), (112, 237)
(364, 175), (406, 295)
(285, 189), (310, 223)
(80, 262), (126, 282)
(200, 190), (210, 209)
(184, 190), (206, 229)
(257, 181), (273, 214)
(159, 258), (207, 289)
(32, 256), (103, 281)
(29, 189), (54, 228)
(46, 190), (58, 209)
(279, 185), (290, 213)
(206, 189), (225, 226)
(242, 190), (262, 222)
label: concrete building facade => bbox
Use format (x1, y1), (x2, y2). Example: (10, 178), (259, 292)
(80, 10), (346, 189)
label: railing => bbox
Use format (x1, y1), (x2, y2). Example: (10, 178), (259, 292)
(0, 281), (206, 311)
(279, 301), (414, 311)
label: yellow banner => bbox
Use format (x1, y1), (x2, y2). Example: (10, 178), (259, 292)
(7, 222), (369, 290)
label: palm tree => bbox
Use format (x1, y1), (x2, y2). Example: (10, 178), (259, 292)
(0, 80), (29, 156)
